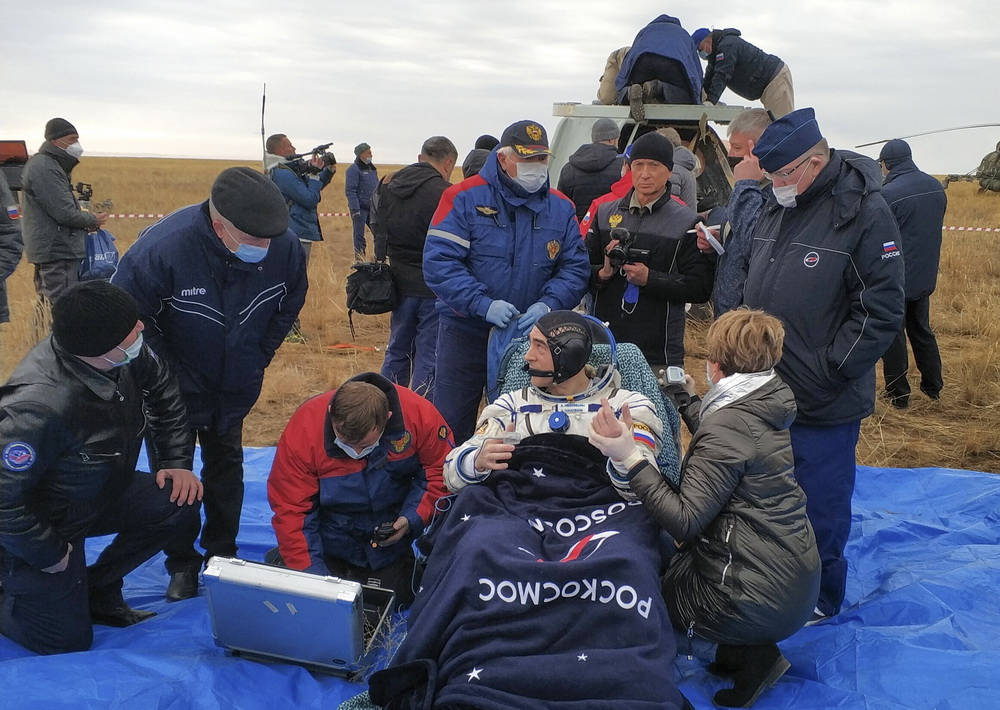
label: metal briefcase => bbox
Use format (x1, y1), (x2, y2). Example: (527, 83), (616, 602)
(203, 556), (395, 677)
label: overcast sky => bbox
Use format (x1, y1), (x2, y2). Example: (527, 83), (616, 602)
(4, 1), (997, 174)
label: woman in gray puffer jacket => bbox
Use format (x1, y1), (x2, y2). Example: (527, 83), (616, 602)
(589, 308), (819, 708)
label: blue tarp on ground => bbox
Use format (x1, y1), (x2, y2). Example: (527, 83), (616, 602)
(1, 449), (998, 709)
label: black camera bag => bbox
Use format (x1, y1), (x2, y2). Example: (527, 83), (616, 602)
(346, 261), (396, 338)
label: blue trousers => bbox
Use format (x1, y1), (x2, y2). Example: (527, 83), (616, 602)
(0, 473), (197, 654)
(380, 295), (439, 399)
(789, 419), (861, 617)
(432, 316), (489, 444)
(351, 208), (369, 254)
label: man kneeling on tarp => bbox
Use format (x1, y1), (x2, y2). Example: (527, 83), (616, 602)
(444, 310), (664, 500)
(266, 373), (451, 609)
(588, 308), (820, 708)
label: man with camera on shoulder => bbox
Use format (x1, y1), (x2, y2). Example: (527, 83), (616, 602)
(587, 131), (713, 379)
(265, 133), (336, 267)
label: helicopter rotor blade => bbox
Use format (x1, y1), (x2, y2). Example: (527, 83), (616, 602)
(856, 123), (1000, 148)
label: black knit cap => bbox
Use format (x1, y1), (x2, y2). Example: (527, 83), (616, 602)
(474, 134), (499, 151)
(210, 167), (289, 239)
(52, 281), (138, 356)
(44, 117), (78, 141)
(627, 131), (674, 170)
(535, 310), (593, 383)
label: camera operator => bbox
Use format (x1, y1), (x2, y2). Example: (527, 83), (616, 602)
(586, 131), (713, 377)
(265, 133), (335, 267)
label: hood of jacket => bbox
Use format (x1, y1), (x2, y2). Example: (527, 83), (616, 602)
(384, 161), (444, 200)
(672, 146), (696, 172)
(883, 157), (918, 185)
(568, 143), (620, 173)
(722, 374), (796, 430)
(38, 141), (78, 174)
(713, 28), (742, 43)
(778, 149), (883, 230)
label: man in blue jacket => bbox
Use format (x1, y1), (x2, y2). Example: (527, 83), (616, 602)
(878, 139), (947, 408)
(692, 28), (794, 117)
(423, 120), (590, 443)
(615, 15), (704, 120)
(112, 167), (307, 602)
(264, 133), (335, 265)
(346, 142), (378, 257)
(742, 109), (904, 624)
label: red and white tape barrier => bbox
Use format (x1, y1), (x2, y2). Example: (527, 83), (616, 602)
(943, 226), (999, 232)
(107, 211), (353, 219)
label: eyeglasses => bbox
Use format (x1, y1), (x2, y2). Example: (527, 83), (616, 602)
(763, 154), (816, 181)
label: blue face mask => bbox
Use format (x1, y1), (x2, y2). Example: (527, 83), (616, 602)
(103, 333), (144, 368)
(221, 226), (269, 263)
(335, 436), (379, 460)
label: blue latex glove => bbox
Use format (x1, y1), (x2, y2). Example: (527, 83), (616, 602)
(516, 302), (550, 333)
(485, 300), (520, 328)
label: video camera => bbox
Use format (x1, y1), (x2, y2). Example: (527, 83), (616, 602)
(288, 142), (337, 176)
(607, 227), (650, 269)
(75, 182), (93, 203)
(74, 182), (113, 213)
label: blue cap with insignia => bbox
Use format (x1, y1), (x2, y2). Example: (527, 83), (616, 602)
(500, 120), (551, 158)
(752, 107), (823, 173)
(691, 28), (710, 46)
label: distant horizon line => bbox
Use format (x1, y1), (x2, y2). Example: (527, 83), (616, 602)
(86, 151), (411, 164)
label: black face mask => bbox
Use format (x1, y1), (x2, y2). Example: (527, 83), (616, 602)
(727, 155), (744, 170)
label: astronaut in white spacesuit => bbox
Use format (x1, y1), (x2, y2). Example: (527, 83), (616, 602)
(443, 310), (663, 500)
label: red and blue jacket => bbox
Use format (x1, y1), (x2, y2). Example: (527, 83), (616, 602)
(267, 373), (452, 573)
(422, 151), (590, 324)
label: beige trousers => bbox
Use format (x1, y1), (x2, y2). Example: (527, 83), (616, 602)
(760, 63), (794, 118)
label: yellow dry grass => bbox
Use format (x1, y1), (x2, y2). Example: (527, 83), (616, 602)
(2, 159), (998, 473)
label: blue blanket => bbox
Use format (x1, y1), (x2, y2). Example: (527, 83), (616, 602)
(1, 446), (999, 709)
(388, 436), (690, 709)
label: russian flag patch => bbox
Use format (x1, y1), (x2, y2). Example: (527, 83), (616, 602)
(883, 241), (898, 253)
(5, 204), (19, 220)
(632, 423), (656, 449)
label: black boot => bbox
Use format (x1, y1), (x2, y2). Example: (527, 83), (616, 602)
(90, 590), (157, 628)
(165, 570), (199, 602)
(713, 644), (790, 708)
(707, 643), (743, 677)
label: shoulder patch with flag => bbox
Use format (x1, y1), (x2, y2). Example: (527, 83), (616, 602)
(632, 422), (656, 449)
(882, 241), (901, 259)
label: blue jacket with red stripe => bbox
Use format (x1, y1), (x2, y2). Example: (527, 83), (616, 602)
(267, 373), (452, 573)
(422, 151), (590, 324)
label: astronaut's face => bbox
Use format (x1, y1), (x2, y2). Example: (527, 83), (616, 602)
(525, 327), (555, 387)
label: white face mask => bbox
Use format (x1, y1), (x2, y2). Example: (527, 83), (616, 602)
(772, 184), (798, 208)
(64, 141), (84, 159)
(336, 437), (379, 459)
(102, 333), (144, 368)
(698, 49), (710, 60)
(514, 161), (548, 193)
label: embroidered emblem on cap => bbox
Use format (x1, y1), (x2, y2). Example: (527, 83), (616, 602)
(390, 431), (412, 453)
(608, 214), (623, 228)
(803, 251), (820, 268)
(2, 442), (36, 471)
(526, 124), (543, 142)
(476, 205), (499, 216)
(547, 240), (561, 260)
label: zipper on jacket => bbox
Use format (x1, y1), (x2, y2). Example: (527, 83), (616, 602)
(720, 520), (735, 586)
(686, 620), (696, 660)
(80, 451), (122, 462)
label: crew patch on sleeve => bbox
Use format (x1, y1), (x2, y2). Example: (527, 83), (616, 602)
(2, 442), (37, 471)
(438, 425), (450, 440)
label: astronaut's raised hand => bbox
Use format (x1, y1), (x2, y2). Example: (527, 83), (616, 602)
(588, 398), (643, 470)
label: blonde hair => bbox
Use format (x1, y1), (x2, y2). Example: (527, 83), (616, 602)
(706, 308), (785, 376)
(330, 381), (390, 442)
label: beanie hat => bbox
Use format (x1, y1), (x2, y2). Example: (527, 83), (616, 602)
(532, 310), (593, 384)
(752, 107), (823, 172)
(628, 131), (674, 170)
(52, 281), (138, 356)
(210, 167), (288, 239)
(475, 134), (500, 151)
(354, 142), (371, 157)
(591, 118), (619, 143)
(879, 139), (912, 169)
(44, 118), (77, 141)
(691, 28), (711, 46)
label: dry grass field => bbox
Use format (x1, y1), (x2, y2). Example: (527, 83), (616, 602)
(2, 157), (999, 473)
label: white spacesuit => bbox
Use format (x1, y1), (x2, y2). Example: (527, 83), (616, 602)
(444, 364), (662, 501)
